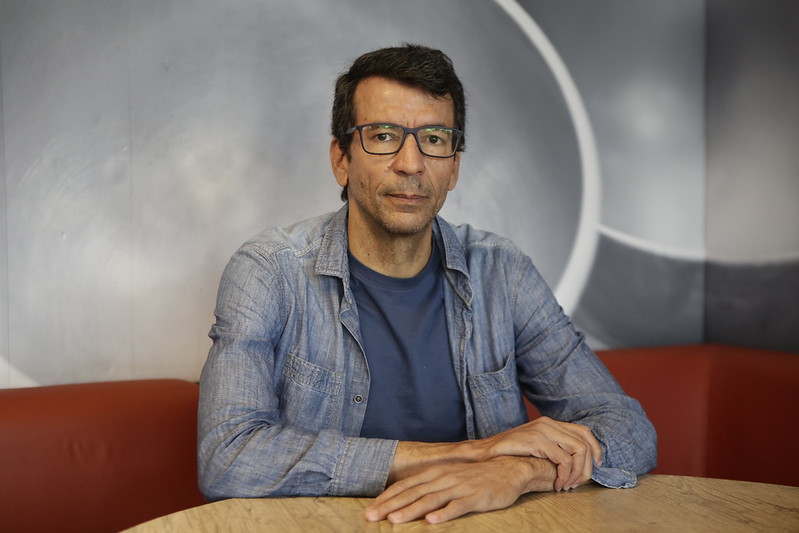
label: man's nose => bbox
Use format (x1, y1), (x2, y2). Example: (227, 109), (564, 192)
(391, 133), (426, 175)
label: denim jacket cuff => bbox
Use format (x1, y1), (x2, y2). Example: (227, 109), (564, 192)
(590, 464), (639, 489)
(330, 437), (398, 496)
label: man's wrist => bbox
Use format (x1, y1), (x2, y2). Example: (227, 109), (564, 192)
(515, 456), (558, 493)
(388, 439), (484, 484)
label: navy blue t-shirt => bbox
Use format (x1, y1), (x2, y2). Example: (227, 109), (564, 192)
(349, 242), (467, 443)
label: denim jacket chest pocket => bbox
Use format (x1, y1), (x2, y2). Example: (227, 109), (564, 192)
(466, 351), (527, 438)
(276, 352), (343, 431)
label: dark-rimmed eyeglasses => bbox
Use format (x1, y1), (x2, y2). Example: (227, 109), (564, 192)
(346, 123), (463, 158)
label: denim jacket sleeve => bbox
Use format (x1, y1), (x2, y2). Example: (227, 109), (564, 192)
(197, 241), (396, 500)
(506, 248), (658, 488)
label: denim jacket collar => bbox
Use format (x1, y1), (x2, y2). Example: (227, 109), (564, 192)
(313, 205), (350, 279)
(314, 204), (473, 306)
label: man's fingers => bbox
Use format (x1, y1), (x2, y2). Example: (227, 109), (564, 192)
(524, 427), (589, 490)
(570, 422), (602, 465)
(490, 417), (602, 476)
(537, 418), (602, 463)
(425, 495), (479, 524)
(529, 438), (578, 491)
(386, 490), (458, 524)
(582, 447), (594, 487)
(365, 467), (456, 521)
(559, 447), (593, 491)
(554, 460), (572, 491)
(366, 471), (471, 524)
(555, 449), (580, 490)
(483, 417), (601, 491)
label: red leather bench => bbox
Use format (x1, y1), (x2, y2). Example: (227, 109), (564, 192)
(0, 379), (205, 533)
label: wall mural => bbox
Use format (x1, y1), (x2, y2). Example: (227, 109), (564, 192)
(0, 0), (796, 387)
(703, 0), (799, 352)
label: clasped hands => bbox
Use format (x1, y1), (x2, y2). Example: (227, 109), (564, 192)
(364, 416), (602, 525)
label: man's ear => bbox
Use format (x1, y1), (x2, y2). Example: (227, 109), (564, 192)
(447, 152), (461, 191)
(330, 139), (349, 188)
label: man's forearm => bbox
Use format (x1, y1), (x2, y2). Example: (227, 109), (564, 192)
(199, 421), (398, 499)
(387, 440), (484, 484)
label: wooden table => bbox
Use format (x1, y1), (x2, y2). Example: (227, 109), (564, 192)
(124, 475), (799, 532)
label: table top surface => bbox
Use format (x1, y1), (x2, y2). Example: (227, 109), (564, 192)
(124, 475), (799, 532)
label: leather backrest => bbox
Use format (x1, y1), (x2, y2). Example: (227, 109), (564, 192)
(0, 379), (206, 533)
(598, 346), (713, 478)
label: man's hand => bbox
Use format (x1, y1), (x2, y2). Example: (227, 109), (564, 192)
(477, 416), (602, 491)
(365, 455), (568, 524)
(373, 416), (603, 524)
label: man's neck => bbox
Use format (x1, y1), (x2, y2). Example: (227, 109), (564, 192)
(348, 225), (434, 279)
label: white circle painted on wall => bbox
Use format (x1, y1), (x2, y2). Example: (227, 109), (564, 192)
(492, 0), (601, 314)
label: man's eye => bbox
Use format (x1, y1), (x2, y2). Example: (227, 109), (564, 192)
(421, 129), (450, 145)
(368, 126), (400, 143)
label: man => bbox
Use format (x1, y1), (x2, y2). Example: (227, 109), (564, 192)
(198, 44), (656, 525)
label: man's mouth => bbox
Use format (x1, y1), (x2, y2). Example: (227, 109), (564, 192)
(388, 193), (426, 200)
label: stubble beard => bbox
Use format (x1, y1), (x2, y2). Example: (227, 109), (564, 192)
(354, 194), (438, 239)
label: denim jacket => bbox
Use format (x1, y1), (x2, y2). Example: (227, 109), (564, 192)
(198, 205), (656, 500)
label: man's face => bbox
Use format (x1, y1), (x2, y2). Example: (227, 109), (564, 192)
(330, 76), (461, 239)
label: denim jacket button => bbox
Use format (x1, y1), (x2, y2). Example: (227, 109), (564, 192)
(353, 394), (364, 403)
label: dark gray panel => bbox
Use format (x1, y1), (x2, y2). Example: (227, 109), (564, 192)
(705, 261), (799, 353)
(573, 234), (704, 349)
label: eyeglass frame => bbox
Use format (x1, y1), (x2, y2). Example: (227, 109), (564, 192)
(345, 123), (463, 159)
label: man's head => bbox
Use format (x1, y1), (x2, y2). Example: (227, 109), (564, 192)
(331, 44), (466, 201)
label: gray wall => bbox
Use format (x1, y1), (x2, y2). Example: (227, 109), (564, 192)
(0, 0), (795, 388)
(524, 0), (707, 348)
(0, 35), (7, 386)
(704, 0), (799, 350)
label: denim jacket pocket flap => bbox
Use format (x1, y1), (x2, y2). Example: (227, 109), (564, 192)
(281, 353), (343, 396)
(467, 352), (517, 399)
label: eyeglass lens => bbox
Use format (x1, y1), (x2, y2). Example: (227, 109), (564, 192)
(359, 124), (459, 157)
